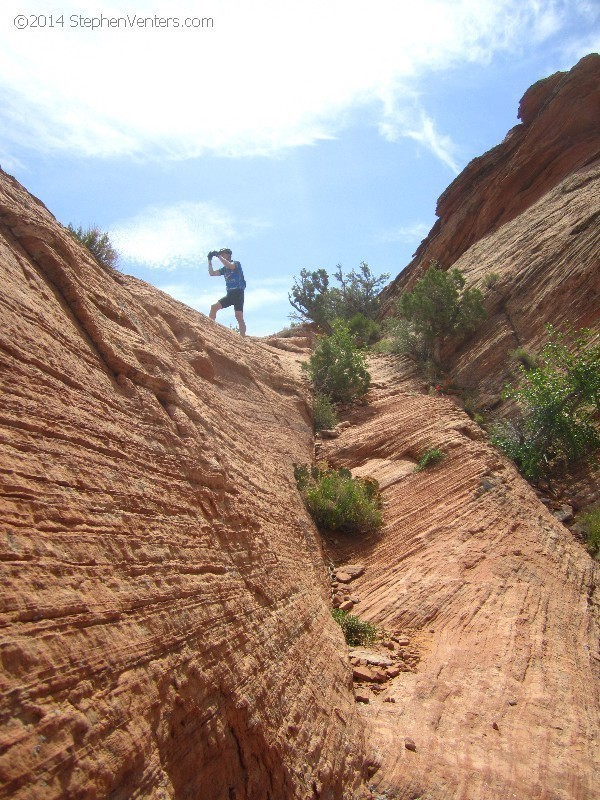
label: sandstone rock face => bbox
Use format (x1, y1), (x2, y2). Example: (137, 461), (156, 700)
(2, 55), (599, 800)
(318, 354), (600, 800)
(0, 170), (368, 799)
(380, 53), (600, 405)
(442, 161), (600, 408)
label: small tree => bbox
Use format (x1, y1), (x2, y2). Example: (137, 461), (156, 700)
(288, 268), (333, 330)
(491, 326), (600, 480)
(332, 262), (390, 320)
(393, 261), (486, 363)
(303, 320), (371, 404)
(289, 262), (389, 331)
(68, 224), (119, 271)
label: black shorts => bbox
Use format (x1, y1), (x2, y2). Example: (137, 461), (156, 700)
(219, 289), (244, 312)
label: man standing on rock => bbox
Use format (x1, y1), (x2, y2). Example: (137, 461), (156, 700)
(207, 248), (247, 337)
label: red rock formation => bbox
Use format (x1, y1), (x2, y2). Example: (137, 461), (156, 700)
(318, 353), (600, 800)
(379, 52), (600, 442)
(1, 54), (599, 800)
(0, 169), (369, 799)
(381, 53), (600, 305)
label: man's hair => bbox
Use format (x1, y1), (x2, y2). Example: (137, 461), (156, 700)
(219, 248), (232, 255)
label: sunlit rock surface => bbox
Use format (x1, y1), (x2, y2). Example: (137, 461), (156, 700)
(0, 170), (368, 800)
(380, 54), (600, 406)
(318, 353), (599, 800)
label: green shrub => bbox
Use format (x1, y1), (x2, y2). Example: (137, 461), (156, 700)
(303, 320), (371, 404)
(512, 347), (538, 371)
(289, 261), (389, 330)
(294, 463), (382, 534)
(369, 336), (394, 354)
(347, 313), (381, 348)
(492, 326), (600, 480)
(68, 224), (119, 270)
(392, 261), (486, 364)
(461, 392), (480, 419)
(313, 393), (338, 432)
(330, 262), (390, 321)
(415, 448), (445, 471)
(483, 272), (501, 289)
(578, 506), (600, 557)
(332, 608), (378, 646)
(274, 323), (302, 338)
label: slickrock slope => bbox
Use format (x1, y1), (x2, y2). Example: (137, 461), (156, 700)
(318, 354), (600, 800)
(0, 170), (369, 800)
(380, 54), (600, 404)
(440, 160), (599, 409)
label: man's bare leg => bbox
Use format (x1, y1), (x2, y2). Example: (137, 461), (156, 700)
(235, 310), (247, 337)
(209, 302), (222, 321)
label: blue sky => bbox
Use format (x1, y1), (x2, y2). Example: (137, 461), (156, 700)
(2, 1), (598, 336)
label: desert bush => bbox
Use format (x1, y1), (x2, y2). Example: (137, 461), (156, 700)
(332, 608), (378, 646)
(68, 224), (119, 271)
(392, 261), (486, 364)
(294, 463), (382, 534)
(512, 347), (538, 371)
(578, 506), (600, 557)
(483, 271), (501, 289)
(461, 392), (480, 419)
(491, 326), (600, 480)
(303, 320), (371, 404)
(369, 336), (394, 354)
(330, 262), (390, 321)
(313, 393), (338, 432)
(347, 313), (381, 348)
(288, 268), (333, 330)
(274, 323), (302, 338)
(289, 261), (389, 330)
(415, 448), (445, 472)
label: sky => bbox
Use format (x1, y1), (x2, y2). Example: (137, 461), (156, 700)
(1, 1), (599, 336)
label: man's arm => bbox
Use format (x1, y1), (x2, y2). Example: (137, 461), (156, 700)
(216, 255), (238, 271)
(208, 254), (221, 276)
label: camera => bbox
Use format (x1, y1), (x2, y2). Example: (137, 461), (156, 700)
(208, 250), (218, 259)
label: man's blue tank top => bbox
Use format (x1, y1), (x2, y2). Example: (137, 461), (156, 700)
(220, 261), (246, 292)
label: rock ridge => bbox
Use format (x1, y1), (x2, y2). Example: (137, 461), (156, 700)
(378, 55), (600, 492)
(0, 168), (369, 800)
(381, 53), (600, 308)
(318, 353), (599, 800)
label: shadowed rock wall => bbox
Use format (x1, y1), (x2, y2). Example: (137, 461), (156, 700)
(0, 170), (368, 800)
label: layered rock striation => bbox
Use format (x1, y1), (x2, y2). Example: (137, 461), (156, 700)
(380, 54), (600, 405)
(1, 53), (599, 800)
(318, 354), (600, 800)
(0, 170), (368, 799)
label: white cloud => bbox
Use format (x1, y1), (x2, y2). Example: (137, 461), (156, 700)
(243, 285), (290, 313)
(378, 222), (431, 244)
(380, 107), (461, 174)
(560, 32), (600, 65)
(156, 276), (292, 336)
(0, 149), (27, 174)
(1, 0), (591, 170)
(110, 201), (267, 270)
